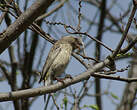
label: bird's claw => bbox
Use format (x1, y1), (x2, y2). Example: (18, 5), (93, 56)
(65, 74), (73, 79)
(54, 77), (65, 84)
(54, 74), (72, 84)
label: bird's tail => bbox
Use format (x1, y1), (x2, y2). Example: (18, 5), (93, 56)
(44, 76), (52, 86)
(44, 76), (52, 101)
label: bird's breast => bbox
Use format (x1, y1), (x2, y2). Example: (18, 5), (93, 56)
(52, 45), (72, 76)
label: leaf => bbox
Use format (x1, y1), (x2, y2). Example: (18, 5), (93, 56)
(83, 104), (99, 110)
(117, 53), (131, 57)
(63, 96), (68, 106)
(16, 71), (19, 75)
(89, 105), (99, 110)
(110, 92), (119, 100)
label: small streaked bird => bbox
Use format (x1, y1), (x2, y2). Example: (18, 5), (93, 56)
(39, 36), (83, 86)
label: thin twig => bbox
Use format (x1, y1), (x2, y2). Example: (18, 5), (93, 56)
(112, 0), (137, 58)
(64, 28), (114, 52)
(77, 0), (82, 32)
(36, 0), (67, 22)
(51, 94), (60, 110)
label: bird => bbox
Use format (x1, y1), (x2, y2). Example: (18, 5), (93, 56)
(39, 36), (83, 86)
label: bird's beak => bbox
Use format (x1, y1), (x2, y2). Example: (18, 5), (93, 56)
(76, 40), (84, 51)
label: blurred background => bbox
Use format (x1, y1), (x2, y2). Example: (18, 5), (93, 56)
(0, 0), (137, 110)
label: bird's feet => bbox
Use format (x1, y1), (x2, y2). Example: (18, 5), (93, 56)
(54, 74), (73, 84)
(54, 77), (65, 84)
(64, 74), (73, 79)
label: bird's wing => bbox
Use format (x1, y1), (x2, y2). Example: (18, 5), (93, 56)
(39, 44), (61, 83)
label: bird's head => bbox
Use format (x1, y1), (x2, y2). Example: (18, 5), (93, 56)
(60, 36), (84, 51)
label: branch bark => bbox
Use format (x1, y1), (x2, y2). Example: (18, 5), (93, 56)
(0, 57), (137, 102)
(0, 0), (54, 54)
(117, 53), (137, 110)
(0, 58), (110, 102)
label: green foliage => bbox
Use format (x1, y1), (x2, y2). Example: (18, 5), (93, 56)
(63, 96), (68, 107)
(110, 92), (119, 100)
(117, 53), (131, 57)
(60, 96), (68, 109)
(82, 104), (99, 110)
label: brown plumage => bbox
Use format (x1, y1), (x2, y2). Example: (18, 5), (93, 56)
(39, 36), (83, 86)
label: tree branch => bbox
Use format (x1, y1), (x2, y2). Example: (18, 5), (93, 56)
(0, 0), (54, 54)
(0, 57), (137, 102)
